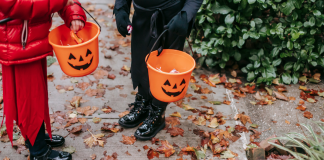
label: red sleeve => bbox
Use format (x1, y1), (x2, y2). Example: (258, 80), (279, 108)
(59, 0), (87, 28)
(0, 0), (68, 20)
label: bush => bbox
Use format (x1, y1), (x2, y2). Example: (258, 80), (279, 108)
(191, 0), (324, 85)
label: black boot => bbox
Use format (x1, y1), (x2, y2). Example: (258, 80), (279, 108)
(44, 134), (65, 147)
(118, 94), (151, 128)
(30, 145), (72, 160)
(134, 104), (166, 140)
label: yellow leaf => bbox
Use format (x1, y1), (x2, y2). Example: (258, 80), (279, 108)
(299, 86), (307, 91)
(169, 112), (181, 118)
(208, 118), (219, 128)
(183, 104), (195, 110)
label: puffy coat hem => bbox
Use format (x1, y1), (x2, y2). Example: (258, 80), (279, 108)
(0, 52), (53, 65)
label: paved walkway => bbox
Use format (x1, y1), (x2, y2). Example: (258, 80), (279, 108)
(1, 0), (323, 160)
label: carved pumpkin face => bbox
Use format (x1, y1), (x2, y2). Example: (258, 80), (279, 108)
(68, 49), (93, 70)
(161, 79), (186, 97)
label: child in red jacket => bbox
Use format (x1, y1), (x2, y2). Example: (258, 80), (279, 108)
(0, 0), (86, 159)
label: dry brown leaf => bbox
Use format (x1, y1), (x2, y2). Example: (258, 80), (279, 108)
(231, 70), (237, 77)
(156, 140), (175, 158)
(121, 135), (136, 145)
(90, 154), (96, 160)
(78, 118), (87, 124)
(285, 120), (290, 124)
(119, 111), (129, 118)
(147, 149), (159, 159)
(93, 70), (109, 80)
(223, 100), (231, 105)
(200, 95), (208, 99)
(313, 73), (321, 81)
(273, 91), (288, 101)
(169, 112), (181, 118)
(296, 105), (306, 111)
(187, 115), (196, 120)
(234, 112), (252, 125)
(208, 118), (219, 128)
(304, 111), (313, 119)
(84, 131), (105, 148)
(165, 117), (181, 127)
(193, 116), (206, 126)
(166, 127), (184, 137)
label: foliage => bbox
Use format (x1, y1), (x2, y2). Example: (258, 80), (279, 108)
(269, 121), (324, 160)
(191, 0), (324, 85)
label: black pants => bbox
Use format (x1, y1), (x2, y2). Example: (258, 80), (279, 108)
(25, 123), (48, 156)
(131, 0), (186, 109)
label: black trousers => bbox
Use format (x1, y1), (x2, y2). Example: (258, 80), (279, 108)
(131, 0), (186, 108)
(25, 123), (48, 156)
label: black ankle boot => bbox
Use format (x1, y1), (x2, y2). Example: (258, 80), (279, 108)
(118, 94), (151, 128)
(134, 104), (166, 140)
(30, 145), (72, 160)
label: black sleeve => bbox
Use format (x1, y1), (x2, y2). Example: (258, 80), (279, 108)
(114, 0), (132, 13)
(181, 0), (203, 22)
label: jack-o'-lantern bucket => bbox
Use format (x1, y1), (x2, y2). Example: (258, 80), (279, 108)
(146, 30), (196, 102)
(49, 21), (100, 77)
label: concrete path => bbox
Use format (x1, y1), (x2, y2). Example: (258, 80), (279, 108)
(1, 0), (323, 160)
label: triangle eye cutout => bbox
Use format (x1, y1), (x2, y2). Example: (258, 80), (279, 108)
(86, 49), (92, 57)
(164, 80), (171, 86)
(180, 79), (186, 86)
(79, 56), (84, 62)
(69, 53), (76, 60)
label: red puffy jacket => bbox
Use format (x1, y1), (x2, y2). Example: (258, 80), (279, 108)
(0, 0), (87, 65)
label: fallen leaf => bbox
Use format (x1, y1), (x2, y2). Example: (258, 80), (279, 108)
(299, 100), (305, 105)
(108, 74), (116, 80)
(289, 97), (296, 101)
(299, 86), (307, 91)
(183, 104), (195, 110)
(121, 65), (131, 72)
(285, 120), (290, 124)
(125, 151), (131, 156)
(200, 95), (208, 99)
(313, 73), (321, 80)
(307, 98), (316, 103)
(165, 117), (180, 127)
(187, 115), (196, 120)
(193, 116), (206, 126)
(93, 70), (109, 80)
(223, 100), (231, 105)
(208, 101), (222, 105)
(208, 118), (219, 128)
(200, 88), (212, 94)
(90, 154), (96, 160)
(143, 145), (149, 150)
(273, 91), (288, 101)
(296, 105), (306, 111)
(231, 70), (237, 77)
(156, 140), (175, 158)
(167, 127), (184, 137)
(303, 111), (313, 119)
(78, 118), (87, 124)
(147, 149), (159, 159)
(121, 135), (136, 145)
(265, 87), (272, 96)
(169, 112), (181, 118)
(84, 131), (105, 148)
(234, 113), (252, 125)
(151, 138), (160, 145)
(92, 117), (102, 124)
(69, 125), (83, 133)
(120, 94), (127, 98)
(272, 78), (280, 85)
(62, 146), (76, 154)
(119, 111), (129, 118)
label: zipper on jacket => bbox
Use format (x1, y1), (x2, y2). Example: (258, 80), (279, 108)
(21, 20), (28, 50)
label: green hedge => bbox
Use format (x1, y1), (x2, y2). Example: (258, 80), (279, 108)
(191, 0), (324, 85)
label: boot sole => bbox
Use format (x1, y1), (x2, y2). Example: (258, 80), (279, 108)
(118, 116), (147, 128)
(134, 122), (166, 140)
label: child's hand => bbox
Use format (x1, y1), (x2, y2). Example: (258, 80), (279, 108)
(66, 0), (75, 6)
(70, 20), (84, 33)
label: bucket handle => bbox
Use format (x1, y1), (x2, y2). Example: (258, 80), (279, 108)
(74, 2), (101, 32)
(145, 30), (194, 63)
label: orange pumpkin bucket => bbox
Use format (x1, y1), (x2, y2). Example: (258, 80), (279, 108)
(146, 30), (196, 102)
(48, 3), (101, 77)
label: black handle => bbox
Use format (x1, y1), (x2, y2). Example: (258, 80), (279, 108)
(74, 2), (101, 32)
(145, 29), (169, 63)
(0, 18), (13, 24)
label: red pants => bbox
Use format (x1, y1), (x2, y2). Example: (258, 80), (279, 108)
(2, 58), (52, 146)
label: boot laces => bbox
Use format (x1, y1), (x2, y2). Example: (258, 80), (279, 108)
(128, 99), (145, 113)
(142, 106), (160, 124)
